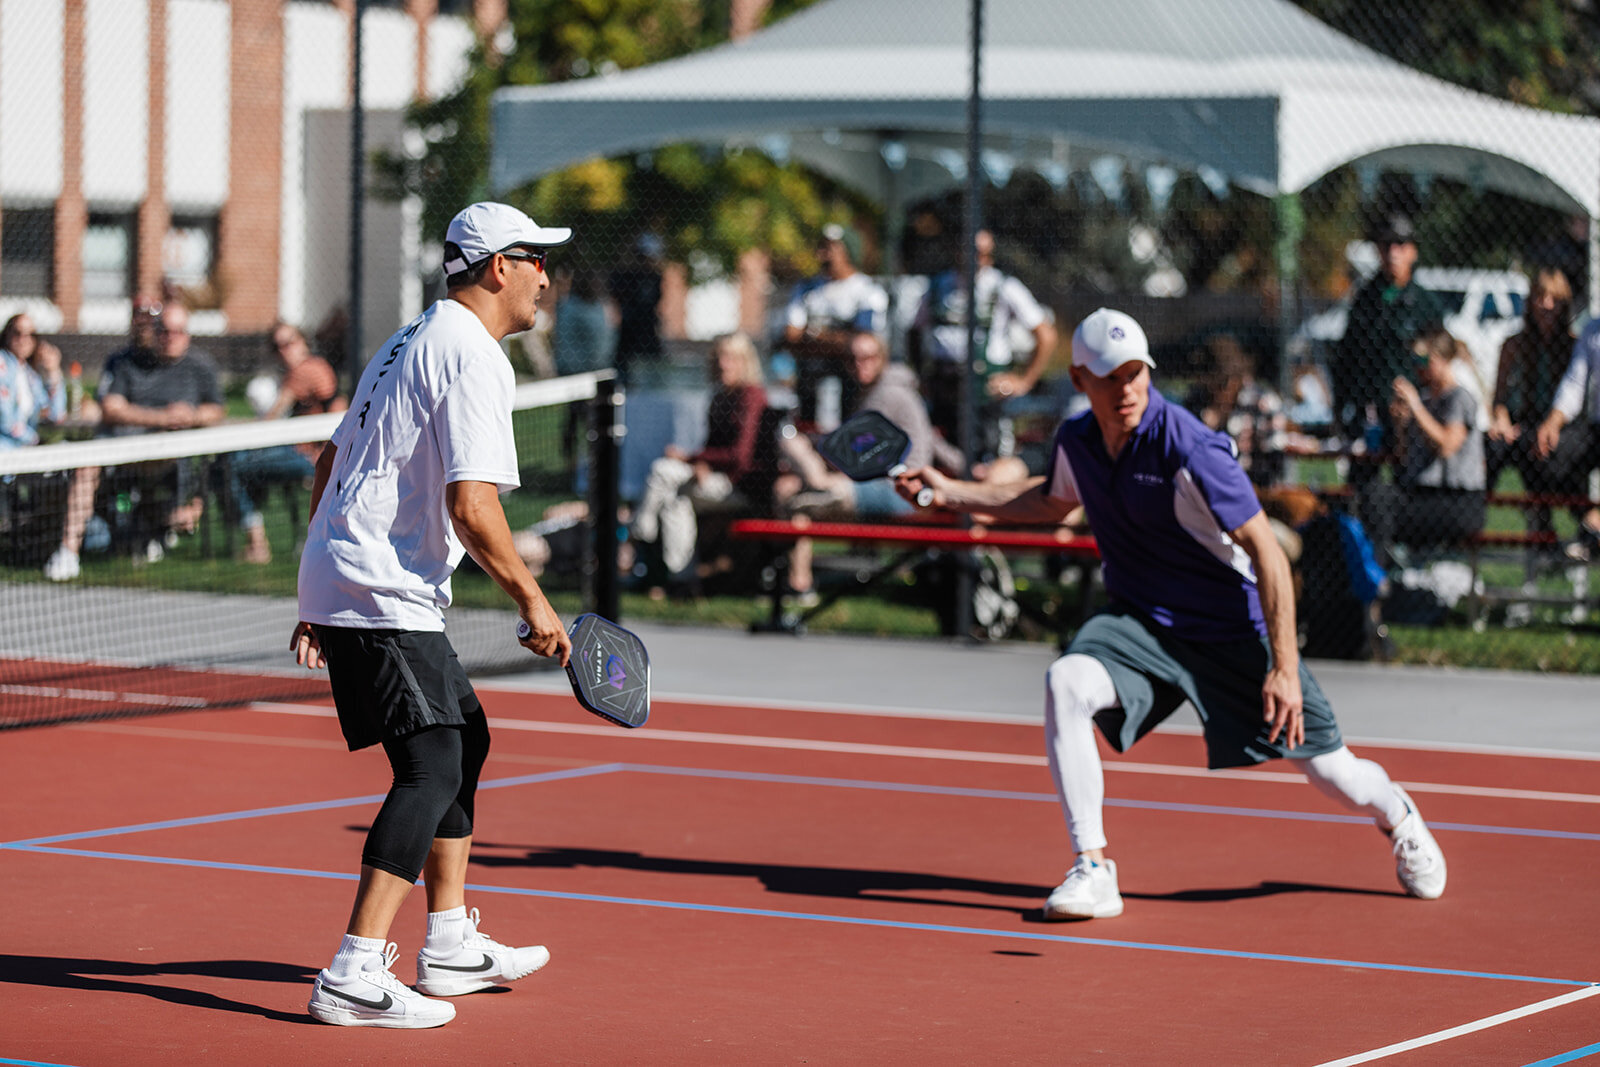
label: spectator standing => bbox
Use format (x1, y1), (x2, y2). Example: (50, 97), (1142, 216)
(1331, 214), (1447, 464)
(782, 224), (888, 427)
(1360, 327), (1486, 567)
(912, 229), (1057, 463)
(608, 234), (664, 385)
(552, 270), (616, 376)
(0, 313), (65, 448)
(630, 332), (768, 593)
(44, 301), (223, 581)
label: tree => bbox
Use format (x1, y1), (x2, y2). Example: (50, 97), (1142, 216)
(376, 0), (863, 285)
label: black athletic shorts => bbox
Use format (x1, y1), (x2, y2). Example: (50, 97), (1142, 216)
(314, 626), (482, 751)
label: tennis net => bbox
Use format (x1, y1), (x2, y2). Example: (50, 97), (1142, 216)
(0, 371), (619, 729)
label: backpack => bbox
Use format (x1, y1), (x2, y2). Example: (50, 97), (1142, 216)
(1297, 511), (1384, 660)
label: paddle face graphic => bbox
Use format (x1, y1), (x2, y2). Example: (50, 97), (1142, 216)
(518, 613), (651, 728)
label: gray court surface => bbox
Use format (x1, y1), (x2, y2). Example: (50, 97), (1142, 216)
(490, 621), (1600, 757)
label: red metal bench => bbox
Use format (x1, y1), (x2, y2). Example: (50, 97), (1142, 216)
(727, 517), (1100, 637)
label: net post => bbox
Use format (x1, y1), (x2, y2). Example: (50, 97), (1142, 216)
(589, 373), (623, 622)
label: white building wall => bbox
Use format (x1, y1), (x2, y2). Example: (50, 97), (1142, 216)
(82, 0), (147, 205)
(165, 0), (230, 210)
(427, 18), (475, 99)
(361, 9), (417, 109)
(280, 1), (349, 328)
(0, 0), (64, 199)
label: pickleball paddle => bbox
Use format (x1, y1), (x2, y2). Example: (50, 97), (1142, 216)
(518, 613), (650, 728)
(815, 409), (935, 506)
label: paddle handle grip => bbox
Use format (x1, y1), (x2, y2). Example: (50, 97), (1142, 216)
(518, 617), (581, 641)
(886, 464), (935, 508)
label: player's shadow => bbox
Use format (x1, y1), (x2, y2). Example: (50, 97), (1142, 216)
(1125, 881), (1399, 903)
(0, 955), (320, 1023)
(472, 844), (1046, 916)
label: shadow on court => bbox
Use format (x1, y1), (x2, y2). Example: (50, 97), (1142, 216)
(470, 844), (1048, 916)
(0, 955), (319, 1023)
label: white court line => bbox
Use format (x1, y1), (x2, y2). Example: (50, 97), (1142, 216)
(474, 682), (1600, 762)
(1, 683), (208, 708)
(1313, 984), (1600, 1065)
(246, 702), (1600, 806)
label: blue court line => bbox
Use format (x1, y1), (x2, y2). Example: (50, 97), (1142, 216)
(617, 764), (1600, 843)
(0, 1059), (79, 1067)
(6, 761), (1595, 851)
(0, 764), (626, 849)
(1526, 1042), (1600, 1066)
(6, 842), (1596, 990)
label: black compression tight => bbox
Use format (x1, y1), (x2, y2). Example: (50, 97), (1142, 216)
(361, 713), (491, 883)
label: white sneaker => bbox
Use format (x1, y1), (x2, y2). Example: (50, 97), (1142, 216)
(1043, 857), (1123, 920)
(1387, 787), (1447, 900)
(307, 942), (455, 1028)
(415, 908), (550, 996)
(44, 548), (80, 582)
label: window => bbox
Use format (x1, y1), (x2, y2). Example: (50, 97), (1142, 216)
(83, 211), (136, 301)
(164, 214), (218, 290)
(0, 207), (54, 298)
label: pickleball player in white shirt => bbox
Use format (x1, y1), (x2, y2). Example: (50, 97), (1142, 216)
(291, 201), (574, 1030)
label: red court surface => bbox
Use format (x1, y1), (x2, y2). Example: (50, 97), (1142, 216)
(4, 686), (1599, 1065)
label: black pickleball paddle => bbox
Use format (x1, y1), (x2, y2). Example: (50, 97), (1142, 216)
(518, 613), (651, 728)
(815, 410), (935, 507)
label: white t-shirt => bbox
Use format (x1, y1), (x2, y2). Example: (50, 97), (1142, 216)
(784, 272), (888, 336)
(298, 299), (520, 631)
(915, 265), (1048, 367)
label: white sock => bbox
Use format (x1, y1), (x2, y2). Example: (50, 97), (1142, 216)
(328, 934), (386, 978)
(1044, 654), (1120, 855)
(1301, 746), (1410, 829)
(425, 906), (469, 952)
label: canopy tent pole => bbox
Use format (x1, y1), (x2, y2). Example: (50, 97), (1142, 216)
(955, 0), (984, 641)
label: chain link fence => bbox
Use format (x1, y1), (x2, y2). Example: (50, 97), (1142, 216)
(4, 0), (1600, 669)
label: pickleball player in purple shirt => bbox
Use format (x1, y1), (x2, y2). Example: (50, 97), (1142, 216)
(895, 308), (1447, 921)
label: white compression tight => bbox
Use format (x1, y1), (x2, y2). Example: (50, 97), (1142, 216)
(1043, 654), (1409, 855)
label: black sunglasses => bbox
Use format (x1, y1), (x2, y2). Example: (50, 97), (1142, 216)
(500, 249), (547, 270)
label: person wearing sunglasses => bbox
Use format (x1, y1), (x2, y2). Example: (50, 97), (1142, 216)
(292, 202), (576, 1030)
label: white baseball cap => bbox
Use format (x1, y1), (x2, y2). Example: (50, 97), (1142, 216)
(1071, 307), (1154, 378)
(443, 201), (572, 276)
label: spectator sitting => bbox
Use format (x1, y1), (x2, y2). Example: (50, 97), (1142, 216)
(45, 300), (224, 581)
(1358, 326), (1486, 569)
(0, 313), (65, 449)
(225, 321), (346, 564)
(1487, 269), (1582, 539)
(774, 332), (969, 598)
(630, 332), (768, 595)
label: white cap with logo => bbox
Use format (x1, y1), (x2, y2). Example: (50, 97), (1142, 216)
(1071, 307), (1154, 378)
(443, 201), (572, 276)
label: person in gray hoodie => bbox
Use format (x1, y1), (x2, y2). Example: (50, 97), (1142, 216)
(774, 331), (970, 595)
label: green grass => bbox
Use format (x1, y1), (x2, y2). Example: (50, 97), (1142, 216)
(14, 400), (1600, 674)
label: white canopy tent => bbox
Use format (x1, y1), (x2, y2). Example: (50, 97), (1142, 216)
(492, 0), (1600, 306)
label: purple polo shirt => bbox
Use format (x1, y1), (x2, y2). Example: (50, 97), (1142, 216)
(1043, 387), (1265, 642)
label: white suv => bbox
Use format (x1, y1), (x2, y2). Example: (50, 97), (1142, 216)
(1291, 264), (1528, 421)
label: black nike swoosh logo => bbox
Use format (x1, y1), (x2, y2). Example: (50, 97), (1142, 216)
(323, 985), (394, 1011)
(427, 954), (496, 973)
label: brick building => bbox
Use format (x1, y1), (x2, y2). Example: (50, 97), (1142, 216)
(0, 0), (498, 351)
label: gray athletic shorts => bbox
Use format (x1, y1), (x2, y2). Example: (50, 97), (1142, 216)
(314, 626), (482, 751)
(1066, 607), (1343, 769)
